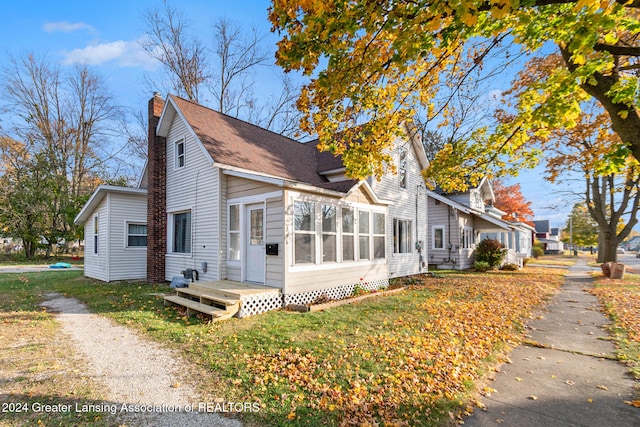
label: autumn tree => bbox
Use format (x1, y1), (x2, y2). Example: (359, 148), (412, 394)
(269, 0), (640, 189)
(564, 203), (599, 248)
(0, 54), (121, 256)
(491, 179), (534, 222)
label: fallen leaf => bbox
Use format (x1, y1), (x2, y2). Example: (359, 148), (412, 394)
(596, 385), (608, 390)
(528, 395), (538, 400)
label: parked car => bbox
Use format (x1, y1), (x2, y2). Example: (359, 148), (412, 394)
(617, 248), (626, 254)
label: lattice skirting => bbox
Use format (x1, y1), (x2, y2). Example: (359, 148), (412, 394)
(283, 278), (389, 306)
(238, 290), (283, 318)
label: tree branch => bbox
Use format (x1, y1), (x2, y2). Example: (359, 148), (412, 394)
(594, 43), (640, 57)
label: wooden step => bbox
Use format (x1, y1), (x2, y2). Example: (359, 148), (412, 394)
(175, 287), (240, 306)
(187, 283), (244, 300)
(163, 295), (238, 320)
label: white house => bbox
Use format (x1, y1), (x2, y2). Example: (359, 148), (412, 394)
(426, 178), (533, 269)
(74, 185), (148, 282)
(75, 94), (429, 315)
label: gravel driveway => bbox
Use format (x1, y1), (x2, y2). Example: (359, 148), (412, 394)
(41, 294), (243, 427)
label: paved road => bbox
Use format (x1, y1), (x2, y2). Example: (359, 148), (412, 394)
(0, 265), (82, 273)
(465, 257), (640, 427)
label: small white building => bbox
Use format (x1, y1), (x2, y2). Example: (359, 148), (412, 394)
(74, 185), (148, 282)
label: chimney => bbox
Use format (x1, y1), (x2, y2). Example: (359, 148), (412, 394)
(147, 93), (167, 283)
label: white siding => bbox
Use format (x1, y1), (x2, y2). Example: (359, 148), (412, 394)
(164, 114), (220, 282)
(106, 192), (147, 281)
(369, 136), (427, 278)
(83, 200), (108, 281)
(265, 196), (284, 287)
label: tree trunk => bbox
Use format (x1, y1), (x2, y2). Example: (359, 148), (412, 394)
(598, 227), (619, 263)
(23, 240), (36, 259)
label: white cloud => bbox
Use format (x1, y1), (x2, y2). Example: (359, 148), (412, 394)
(61, 38), (159, 70)
(43, 21), (95, 33)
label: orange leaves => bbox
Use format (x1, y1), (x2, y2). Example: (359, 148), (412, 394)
(589, 281), (640, 342)
(241, 268), (563, 425)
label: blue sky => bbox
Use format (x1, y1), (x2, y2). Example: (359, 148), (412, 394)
(0, 0), (575, 229)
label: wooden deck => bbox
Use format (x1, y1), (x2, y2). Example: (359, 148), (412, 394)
(163, 280), (280, 321)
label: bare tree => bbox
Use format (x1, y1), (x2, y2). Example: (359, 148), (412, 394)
(209, 18), (269, 116)
(0, 53), (122, 255)
(142, 3), (208, 102)
(141, 6), (304, 138)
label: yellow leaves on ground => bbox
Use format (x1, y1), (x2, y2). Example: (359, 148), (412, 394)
(245, 268), (564, 425)
(589, 279), (640, 342)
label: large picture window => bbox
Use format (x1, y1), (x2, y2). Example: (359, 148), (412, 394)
(173, 211), (192, 253)
(393, 219), (412, 254)
(127, 223), (147, 247)
(294, 201), (315, 264)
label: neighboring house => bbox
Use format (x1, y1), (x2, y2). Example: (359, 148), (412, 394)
(427, 178), (533, 269)
(76, 93), (429, 314)
(74, 185), (148, 282)
(534, 220), (565, 254)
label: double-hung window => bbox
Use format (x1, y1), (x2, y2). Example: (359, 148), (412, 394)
(294, 201), (315, 264)
(342, 207), (355, 262)
(127, 223), (147, 247)
(173, 211), (192, 253)
(373, 212), (386, 259)
(322, 205), (337, 262)
(393, 219), (412, 254)
(359, 210), (370, 260)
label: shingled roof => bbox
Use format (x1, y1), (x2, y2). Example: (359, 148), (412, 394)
(170, 95), (335, 187)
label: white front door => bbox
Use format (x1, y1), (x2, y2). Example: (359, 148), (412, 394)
(245, 203), (265, 283)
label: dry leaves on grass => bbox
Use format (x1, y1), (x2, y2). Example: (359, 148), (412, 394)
(245, 269), (563, 426)
(589, 282), (640, 342)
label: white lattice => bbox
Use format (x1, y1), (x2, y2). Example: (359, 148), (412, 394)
(284, 279), (389, 306)
(238, 290), (283, 318)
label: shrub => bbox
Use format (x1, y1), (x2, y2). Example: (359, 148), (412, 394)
(532, 243), (544, 258)
(501, 263), (520, 271)
(475, 238), (506, 269)
(473, 261), (491, 272)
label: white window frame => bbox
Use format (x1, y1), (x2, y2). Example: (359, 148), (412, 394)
(373, 212), (386, 260)
(398, 148), (407, 189)
(393, 218), (413, 254)
(289, 195), (386, 269)
(321, 204), (338, 263)
(461, 226), (474, 249)
(341, 206), (355, 263)
(228, 204), (241, 261)
(126, 222), (147, 248)
(93, 215), (99, 254)
(175, 138), (185, 170)
(293, 200), (316, 265)
(432, 225), (445, 250)
(171, 210), (192, 254)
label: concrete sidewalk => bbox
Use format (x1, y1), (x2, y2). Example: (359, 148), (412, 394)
(465, 257), (640, 427)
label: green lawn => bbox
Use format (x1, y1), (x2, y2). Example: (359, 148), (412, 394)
(0, 267), (569, 426)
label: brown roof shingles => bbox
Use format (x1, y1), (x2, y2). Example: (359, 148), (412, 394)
(171, 95), (332, 186)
